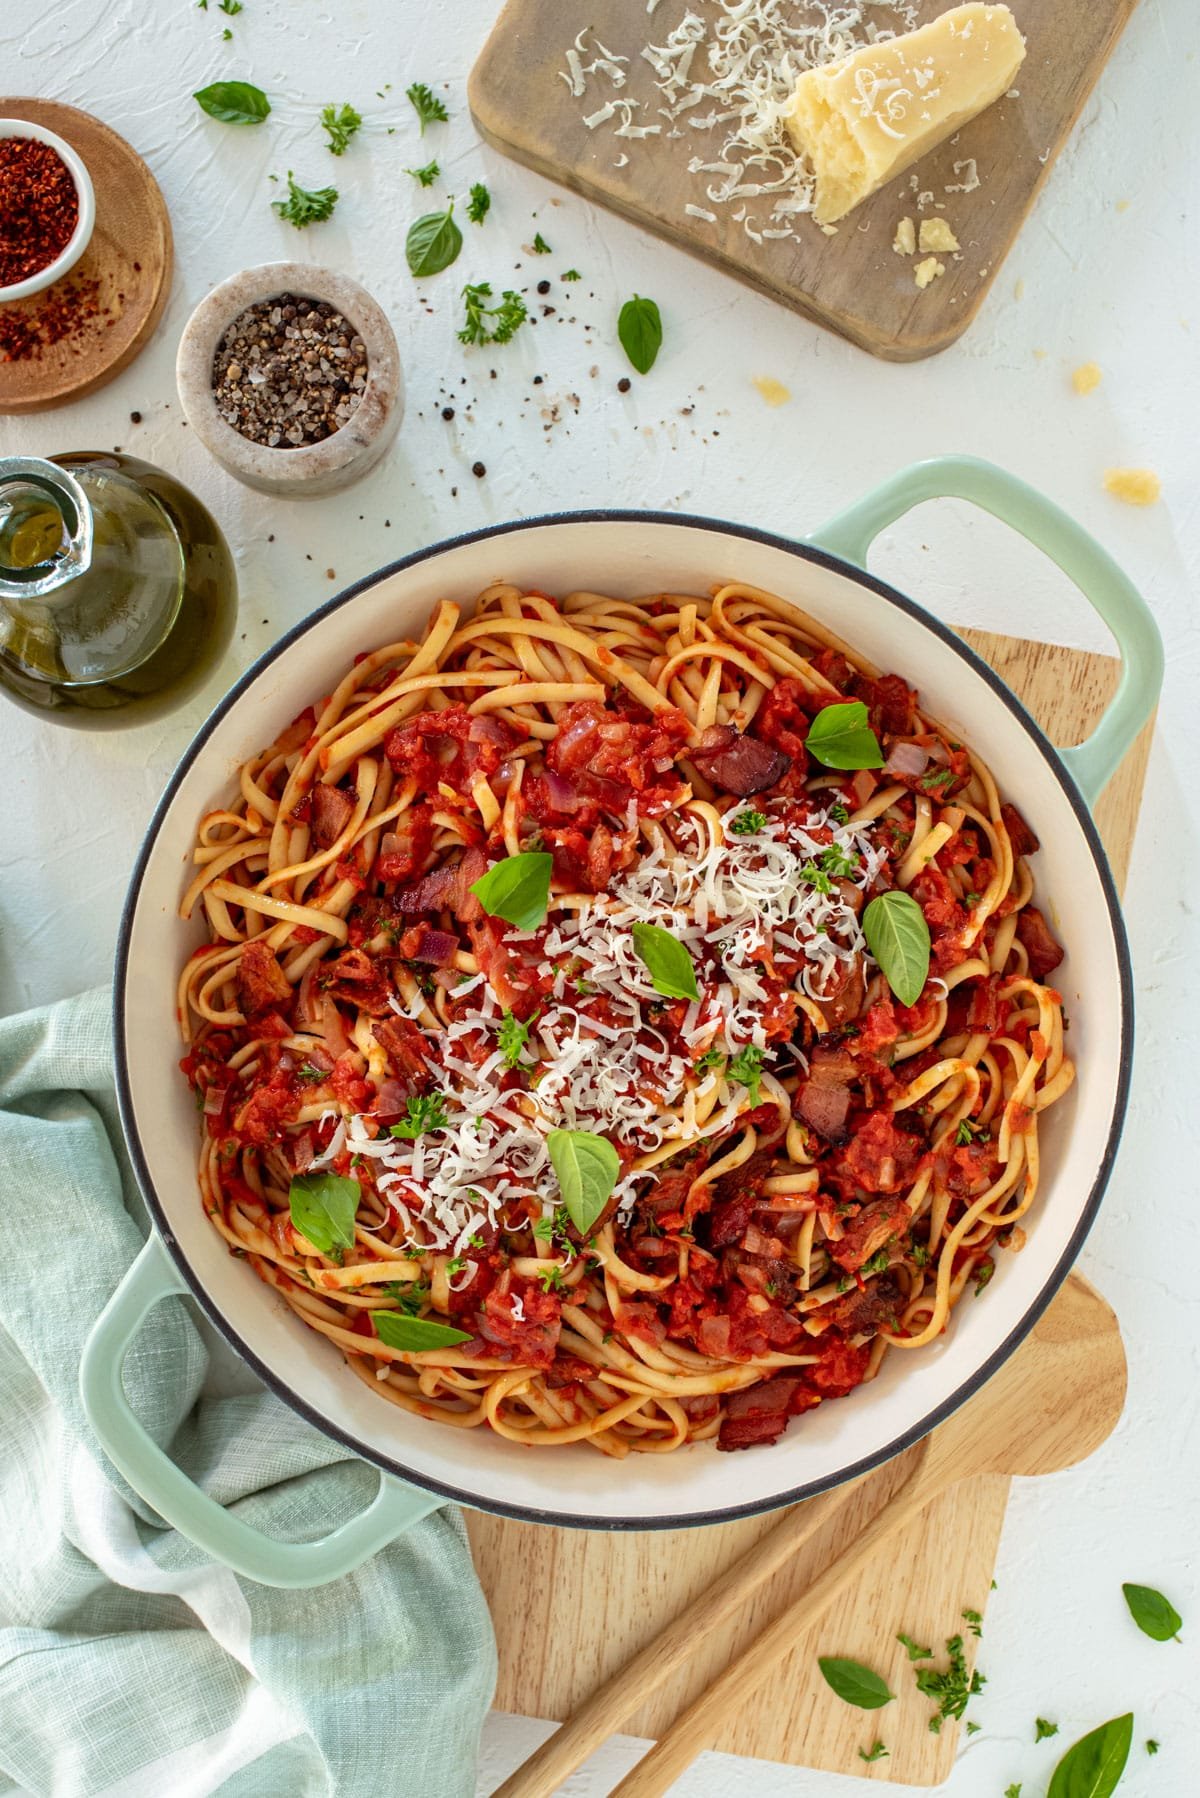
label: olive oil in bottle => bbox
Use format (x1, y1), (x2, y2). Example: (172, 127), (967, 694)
(0, 451), (237, 727)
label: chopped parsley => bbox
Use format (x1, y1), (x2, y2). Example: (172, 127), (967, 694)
(389, 1092), (450, 1138)
(897, 1633), (933, 1661)
(962, 1608), (983, 1638)
(727, 1043), (766, 1105)
(911, 1242), (930, 1267)
(819, 841), (858, 879)
(217, 0), (242, 12)
(466, 1233), (484, 1250)
(797, 860), (835, 894)
(858, 1741), (889, 1763)
(695, 1047), (725, 1075)
(1004, 1786), (1022, 1798)
(914, 1634), (984, 1734)
(956, 1117), (984, 1145)
(828, 801), (850, 824)
(535, 1263), (568, 1293)
(406, 81), (448, 132)
(466, 182), (491, 223)
(532, 1217), (556, 1241)
(1035, 1718), (1059, 1742)
(444, 1256), (465, 1277)
(965, 1721), (981, 1736)
(271, 172), (338, 228)
(921, 767), (957, 791)
(860, 1244), (892, 1278)
(1146, 1740), (1159, 1755)
(973, 1259), (995, 1296)
(561, 267), (582, 281)
(406, 160), (440, 186)
(458, 282), (528, 346)
(531, 231), (551, 252)
(321, 102), (362, 155)
(497, 1009), (532, 1068)
(383, 1280), (429, 1317)
(729, 809), (767, 835)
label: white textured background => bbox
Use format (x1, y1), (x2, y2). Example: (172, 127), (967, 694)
(2, 0), (1198, 1793)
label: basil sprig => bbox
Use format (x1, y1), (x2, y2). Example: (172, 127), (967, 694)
(817, 1656), (895, 1711)
(470, 851), (552, 931)
(805, 700), (884, 770)
(406, 202), (462, 277)
(1121, 1583), (1182, 1642)
(546, 1128), (619, 1236)
(288, 1172), (359, 1256)
(1047, 1713), (1133, 1798)
(194, 80), (271, 124)
(374, 1312), (472, 1352)
(631, 921), (699, 1000)
(862, 890), (930, 1007)
(618, 294), (662, 375)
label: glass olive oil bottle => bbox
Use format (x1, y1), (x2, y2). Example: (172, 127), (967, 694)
(0, 451), (237, 727)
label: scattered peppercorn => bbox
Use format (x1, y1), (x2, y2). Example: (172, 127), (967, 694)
(536, 279), (551, 295)
(618, 376), (631, 393)
(130, 410), (142, 423)
(0, 137), (79, 289)
(472, 461), (486, 477)
(211, 294), (367, 448)
(441, 405), (454, 419)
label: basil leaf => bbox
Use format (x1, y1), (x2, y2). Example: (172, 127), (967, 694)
(193, 81), (271, 124)
(1121, 1583), (1182, 1642)
(618, 294), (663, 375)
(469, 851), (552, 931)
(374, 1312), (472, 1351)
(288, 1172), (358, 1256)
(406, 204), (462, 277)
(817, 1656), (895, 1711)
(1047, 1713), (1133, 1798)
(804, 700), (884, 771)
(862, 890), (930, 1007)
(631, 921), (699, 1000)
(546, 1128), (620, 1236)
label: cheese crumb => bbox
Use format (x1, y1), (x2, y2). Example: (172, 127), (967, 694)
(893, 217), (916, 255)
(1013, 277), (1025, 299)
(752, 377), (791, 407)
(914, 256), (945, 289)
(1072, 362), (1102, 395)
(1104, 468), (1160, 506)
(1114, 198), (1130, 213)
(919, 218), (960, 253)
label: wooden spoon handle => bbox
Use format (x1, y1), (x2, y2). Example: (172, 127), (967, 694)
(489, 1471), (880, 1798)
(609, 1467), (947, 1798)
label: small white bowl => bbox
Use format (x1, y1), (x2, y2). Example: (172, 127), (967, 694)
(0, 118), (96, 302)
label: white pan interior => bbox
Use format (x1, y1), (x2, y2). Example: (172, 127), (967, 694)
(118, 517), (1128, 1526)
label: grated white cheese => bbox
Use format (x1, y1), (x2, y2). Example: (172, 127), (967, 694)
(334, 800), (880, 1250)
(559, 1), (922, 245)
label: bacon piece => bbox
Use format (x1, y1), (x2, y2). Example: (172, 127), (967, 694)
(851, 671), (915, 735)
(840, 1112), (924, 1194)
(310, 783), (355, 848)
(236, 941), (292, 1017)
(1001, 801), (1040, 859)
(717, 1376), (802, 1451)
(830, 1197), (910, 1272)
(854, 998), (900, 1057)
(818, 952), (866, 1027)
(586, 821), (615, 894)
(455, 848), (488, 924)
(372, 1014), (431, 1086)
(1016, 905), (1064, 980)
(392, 866), (456, 913)
(690, 727), (791, 797)
(795, 1079), (852, 1141)
(325, 947), (392, 1015)
(397, 924), (458, 967)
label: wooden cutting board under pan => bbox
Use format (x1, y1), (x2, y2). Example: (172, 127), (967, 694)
(470, 0), (1142, 360)
(467, 626), (1153, 1785)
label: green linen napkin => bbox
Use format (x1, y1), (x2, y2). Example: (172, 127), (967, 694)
(0, 988), (496, 1798)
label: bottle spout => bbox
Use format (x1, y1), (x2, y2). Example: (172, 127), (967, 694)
(0, 458), (93, 603)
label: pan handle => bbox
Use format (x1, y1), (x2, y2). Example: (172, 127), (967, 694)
(80, 1234), (440, 1588)
(808, 455), (1163, 809)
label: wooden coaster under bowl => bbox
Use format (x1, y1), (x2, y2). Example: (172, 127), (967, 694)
(0, 98), (172, 414)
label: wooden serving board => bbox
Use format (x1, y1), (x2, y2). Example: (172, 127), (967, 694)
(0, 99), (172, 413)
(469, 0), (1140, 360)
(467, 627), (1153, 1785)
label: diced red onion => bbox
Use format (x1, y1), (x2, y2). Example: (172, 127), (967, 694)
(203, 1084), (227, 1116)
(542, 768), (587, 813)
(885, 741), (929, 778)
(468, 715), (511, 746)
(411, 927), (458, 966)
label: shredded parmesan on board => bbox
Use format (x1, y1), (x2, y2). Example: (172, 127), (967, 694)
(560, 1), (938, 243)
(318, 802), (881, 1254)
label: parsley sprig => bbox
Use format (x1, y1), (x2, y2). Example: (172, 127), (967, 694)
(467, 182), (491, 223)
(389, 1092), (450, 1139)
(407, 81), (448, 132)
(272, 171), (338, 228)
(406, 160), (440, 186)
(497, 1009), (533, 1069)
(458, 282), (528, 346)
(727, 1044), (765, 1105)
(913, 1634), (985, 1734)
(321, 102), (362, 155)
(729, 809), (767, 836)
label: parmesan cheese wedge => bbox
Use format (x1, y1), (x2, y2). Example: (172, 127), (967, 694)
(784, 4), (1026, 225)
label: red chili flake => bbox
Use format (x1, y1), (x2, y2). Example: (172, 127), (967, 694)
(0, 273), (107, 364)
(0, 137), (80, 288)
